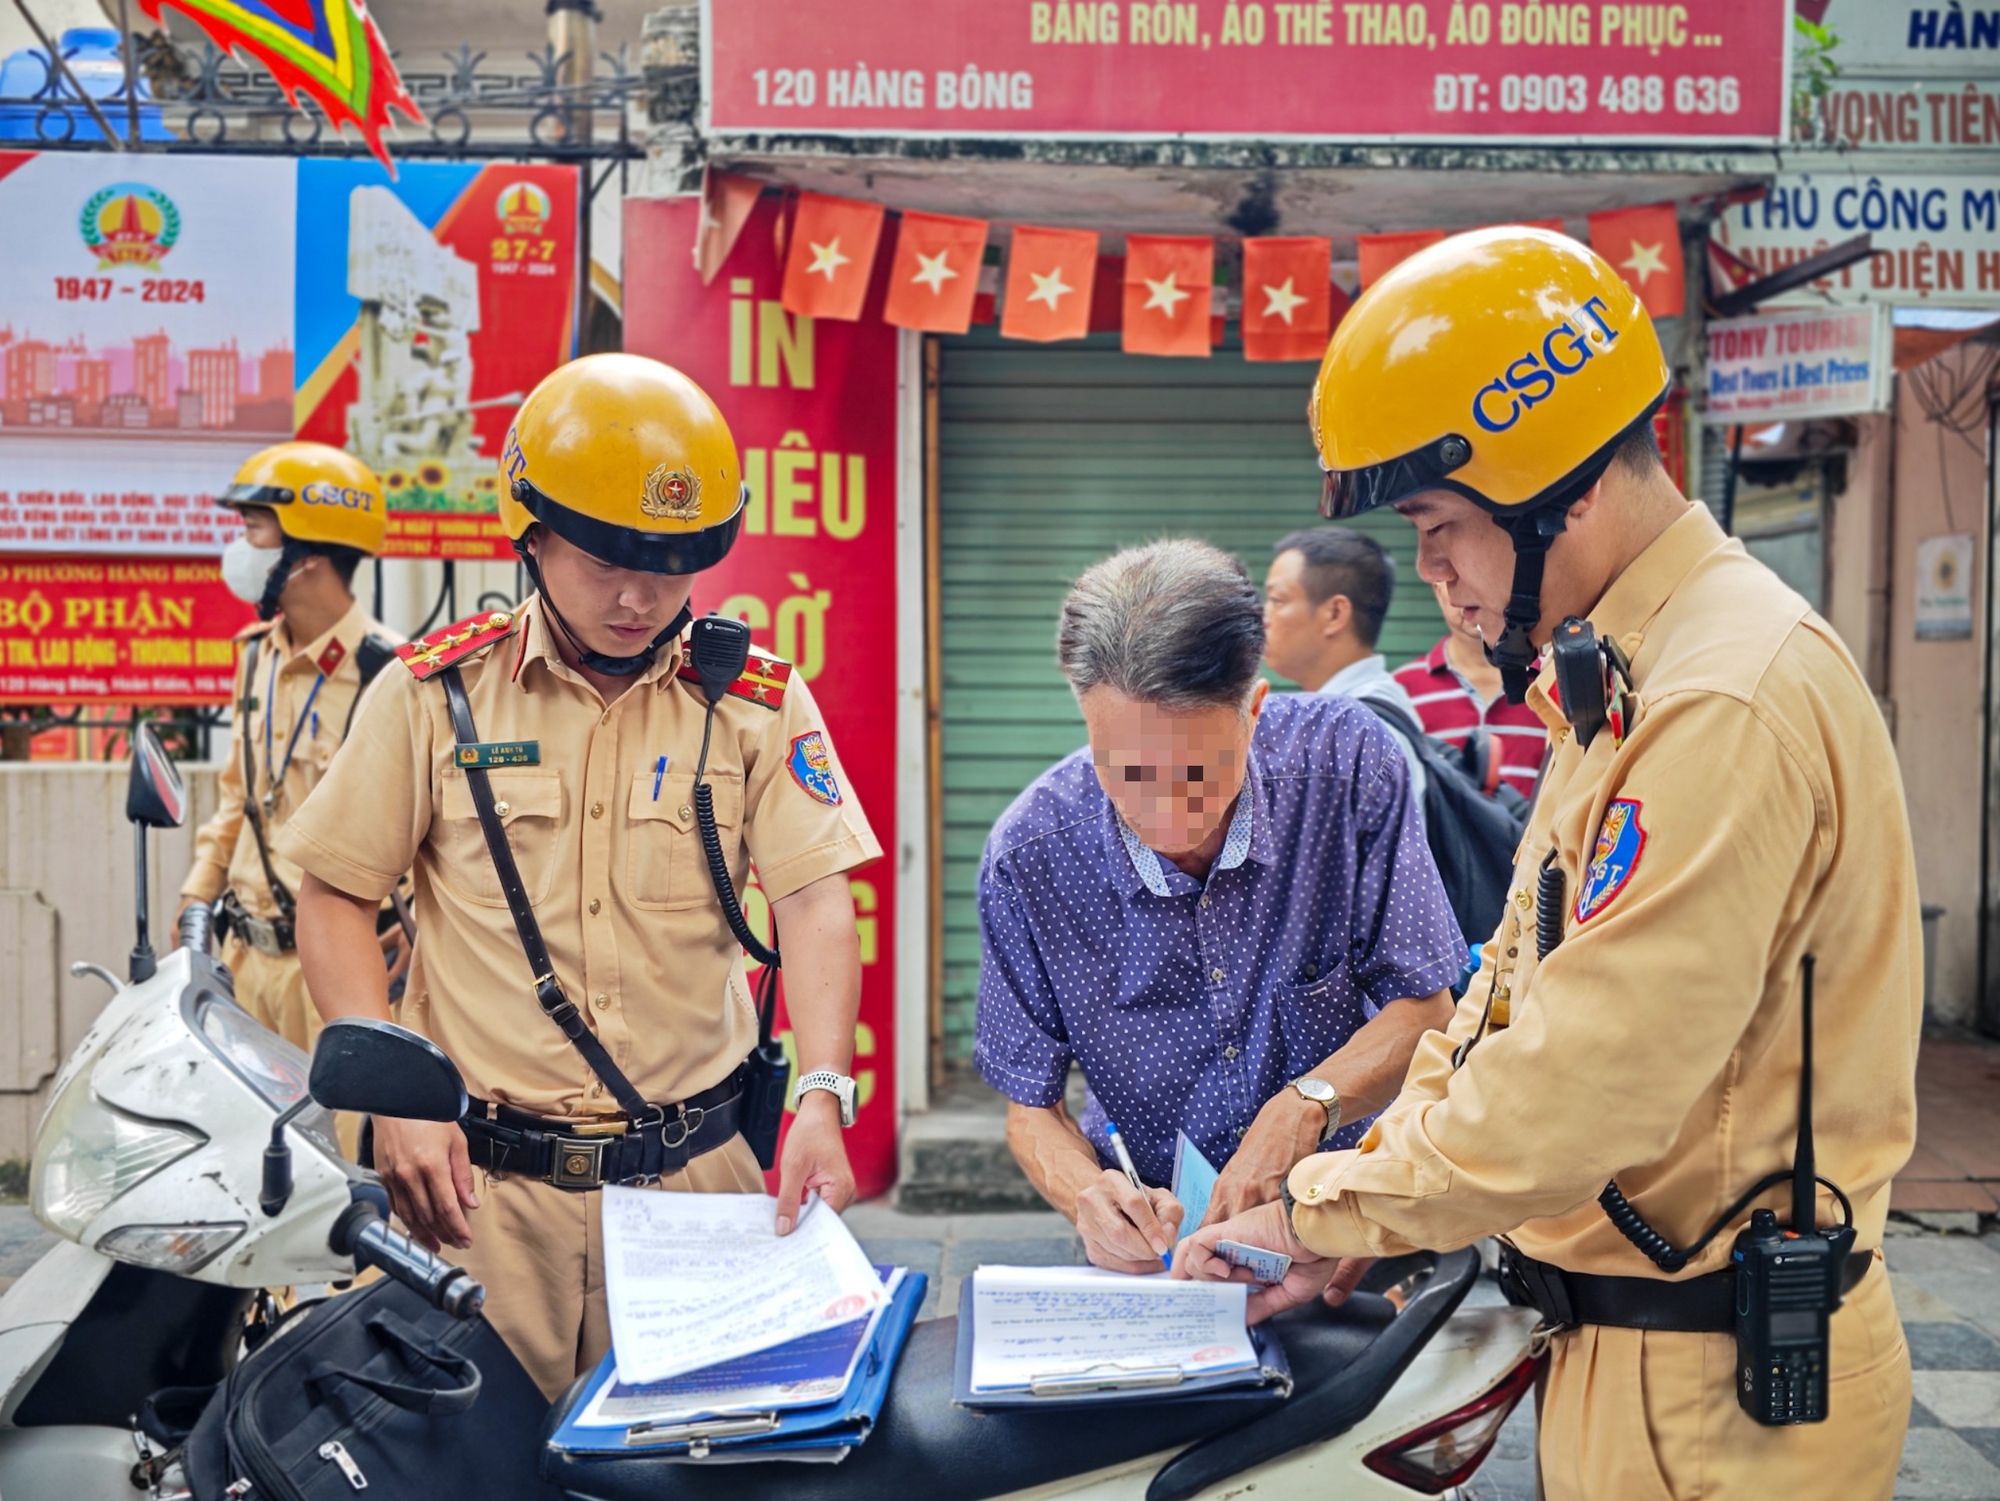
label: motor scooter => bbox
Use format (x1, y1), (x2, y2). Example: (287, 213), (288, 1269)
(0, 724), (1543, 1500)
(0, 726), (480, 1501)
(315, 1018), (1542, 1501)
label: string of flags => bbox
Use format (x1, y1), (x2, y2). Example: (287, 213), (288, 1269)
(696, 169), (1688, 360)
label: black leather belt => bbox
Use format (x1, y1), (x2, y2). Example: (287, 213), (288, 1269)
(461, 1065), (748, 1189)
(1499, 1243), (1874, 1335)
(215, 890), (295, 956)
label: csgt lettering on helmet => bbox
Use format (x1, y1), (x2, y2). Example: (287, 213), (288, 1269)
(300, 480), (376, 511)
(1470, 296), (1620, 435)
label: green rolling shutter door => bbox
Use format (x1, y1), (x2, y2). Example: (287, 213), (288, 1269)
(937, 327), (1442, 1065)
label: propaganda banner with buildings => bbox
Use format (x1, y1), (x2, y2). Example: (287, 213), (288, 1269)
(703, 0), (1790, 141)
(626, 193), (901, 1201)
(0, 152), (292, 555)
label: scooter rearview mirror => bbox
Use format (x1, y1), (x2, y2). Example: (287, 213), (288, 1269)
(310, 1018), (467, 1122)
(125, 722), (187, 830)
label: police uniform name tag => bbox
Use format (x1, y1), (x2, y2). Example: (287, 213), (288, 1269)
(455, 741), (541, 769)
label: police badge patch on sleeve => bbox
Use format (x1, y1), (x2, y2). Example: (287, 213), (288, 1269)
(788, 731), (843, 806)
(1576, 798), (1646, 923)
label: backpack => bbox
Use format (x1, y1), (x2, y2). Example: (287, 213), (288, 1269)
(179, 1274), (559, 1501)
(1361, 697), (1532, 946)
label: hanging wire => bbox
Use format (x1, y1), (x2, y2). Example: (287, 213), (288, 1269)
(1904, 336), (2000, 533)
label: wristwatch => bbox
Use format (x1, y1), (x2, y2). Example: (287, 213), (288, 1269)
(795, 1070), (858, 1128)
(1291, 1075), (1342, 1138)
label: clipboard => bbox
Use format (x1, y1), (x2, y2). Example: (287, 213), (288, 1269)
(547, 1271), (927, 1460)
(950, 1277), (1292, 1410)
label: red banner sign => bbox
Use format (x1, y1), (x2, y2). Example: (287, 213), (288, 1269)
(625, 195), (901, 1200)
(0, 556), (254, 704)
(705, 0), (1788, 142)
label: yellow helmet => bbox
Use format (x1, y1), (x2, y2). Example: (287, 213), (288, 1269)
(1312, 226), (1669, 521)
(499, 353), (745, 575)
(218, 442), (387, 556)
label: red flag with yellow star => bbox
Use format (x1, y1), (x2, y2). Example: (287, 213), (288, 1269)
(1357, 230), (1446, 290)
(1000, 225), (1099, 342)
(1123, 235), (1213, 358)
(883, 210), (989, 333)
(1588, 203), (1685, 318)
(1242, 237), (1333, 363)
(780, 192), (885, 321)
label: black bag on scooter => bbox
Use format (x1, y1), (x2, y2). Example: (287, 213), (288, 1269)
(181, 1274), (560, 1501)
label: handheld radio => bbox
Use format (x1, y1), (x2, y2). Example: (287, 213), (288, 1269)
(688, 614), (792, 1169)
(1731, 954), (1855, 1425)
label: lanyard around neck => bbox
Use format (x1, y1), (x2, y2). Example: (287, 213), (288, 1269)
(262, 646), (326, 806)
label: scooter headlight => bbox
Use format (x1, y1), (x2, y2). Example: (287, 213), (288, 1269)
(95, 1222), (245, 1274)
(196, 998), (310, 1106)
(31, 1076), (206, 1240)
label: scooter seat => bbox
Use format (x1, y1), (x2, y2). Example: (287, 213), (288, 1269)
(540, 1292), (1399, 1501)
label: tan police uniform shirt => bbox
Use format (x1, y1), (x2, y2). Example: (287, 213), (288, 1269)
(182, 601), (401, 920)
(277, 597), (882, 1116)
(1287, 503), (1921, 1275)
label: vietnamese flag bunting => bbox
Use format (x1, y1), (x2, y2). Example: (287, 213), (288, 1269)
(883, 210), (990, 333)
(780, 192), (886, 321)
(1242, 236), (1333, 363)
(1123, 235), (1213, 358)
(1000, 225), (1099, 342)
(693, 166), (763, 285)
(1588, 202), (1685, 317)
(1357, 230), (1447, 290)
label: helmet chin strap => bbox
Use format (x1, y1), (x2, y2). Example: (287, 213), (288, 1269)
(1486, 506), (1569, 704)
(256, 538), (312, 623)
(516, 543), (691, 677)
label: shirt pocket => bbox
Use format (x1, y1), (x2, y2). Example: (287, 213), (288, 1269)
(1271, 968), (1355, 1081)
(434, 770), (563, 909)
(625, 770), (742, 911)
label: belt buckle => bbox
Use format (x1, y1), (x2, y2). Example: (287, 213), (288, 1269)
(550, 1135), (607, 1189)
(660, 1105), (705, 1151)
(247, 917), (282, 957)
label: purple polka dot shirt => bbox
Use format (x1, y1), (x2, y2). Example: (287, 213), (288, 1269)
(974, 693), (1468, 1187)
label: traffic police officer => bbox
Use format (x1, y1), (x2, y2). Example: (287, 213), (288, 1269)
(1181, 229), (1917, 1498)
(178, 442), (403, 1055)
(283, 354), (881, 1399)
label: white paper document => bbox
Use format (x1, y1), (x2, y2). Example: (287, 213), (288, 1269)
(968, 1265), (1256, 1394)
(602, 1188), (888, 1385)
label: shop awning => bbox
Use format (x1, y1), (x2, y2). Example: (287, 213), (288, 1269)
(699, 140), (1777, 241)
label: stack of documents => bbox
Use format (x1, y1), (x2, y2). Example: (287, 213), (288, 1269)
(954, 1264), (1291, 1409)
(547, 1189), (925, 1461)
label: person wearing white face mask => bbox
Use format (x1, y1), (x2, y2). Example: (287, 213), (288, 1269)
(177, 442), (405, 1074)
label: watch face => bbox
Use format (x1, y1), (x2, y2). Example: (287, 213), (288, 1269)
(1296, 1078), (1335, 1102)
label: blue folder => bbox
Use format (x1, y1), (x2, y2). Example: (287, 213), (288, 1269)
(951, 1276), (1292, 1409)
(548, 1270), (927, 1461)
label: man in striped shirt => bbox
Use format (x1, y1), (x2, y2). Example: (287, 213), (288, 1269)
(1393, 580), (1548, 800)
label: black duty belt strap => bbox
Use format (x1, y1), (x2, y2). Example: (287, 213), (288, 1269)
(439, 665), (655, 1123)
(1499, 1243), (1873, 1335)
(460, 1067), (747, 1189)
(236, 634), (298, 924)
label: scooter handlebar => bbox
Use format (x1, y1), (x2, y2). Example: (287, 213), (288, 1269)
(178, 901), (214, 954)
(330, 1200), (485, 1319)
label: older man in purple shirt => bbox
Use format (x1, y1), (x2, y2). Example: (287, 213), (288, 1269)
(976, 539), (1465, 1275)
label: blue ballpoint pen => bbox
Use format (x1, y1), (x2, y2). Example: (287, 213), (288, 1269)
(1105, 1120), (1173, 1270)
(652, 755), (667, 800)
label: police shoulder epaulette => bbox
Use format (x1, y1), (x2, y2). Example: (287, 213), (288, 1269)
(675, 646), (793, 710)
(396, 610), (518, 682)
(233, 619), (275, 642)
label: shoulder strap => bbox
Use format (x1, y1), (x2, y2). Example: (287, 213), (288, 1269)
(340, 632), (401, 741)
(236, 633), (297, 921)
(436, 666), (653, 1121)
(1359, 693), (1429, 750)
